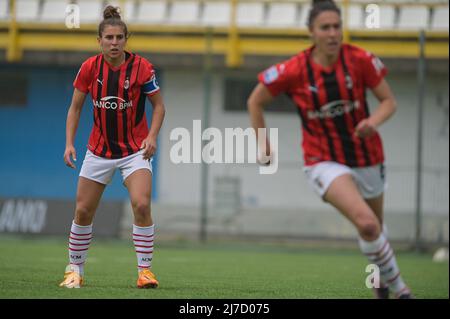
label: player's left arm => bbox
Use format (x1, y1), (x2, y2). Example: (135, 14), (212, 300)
(140, 91), (166, 160)
(355, 79), (397, 138)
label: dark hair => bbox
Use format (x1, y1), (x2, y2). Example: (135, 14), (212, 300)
(98, 5), (129, 38)
(307, 0), (341, 28)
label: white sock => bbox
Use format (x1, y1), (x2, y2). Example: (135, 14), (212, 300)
(68, 221), (93, 276)
(382, 223), (389, 239)
(359, 233), (410, 297)
(133, 224), (154, 273)
(379, 224), (388, 288)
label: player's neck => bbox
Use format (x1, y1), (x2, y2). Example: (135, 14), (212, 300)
(104, 52), (126, 67)
(312, 48), (339, 68)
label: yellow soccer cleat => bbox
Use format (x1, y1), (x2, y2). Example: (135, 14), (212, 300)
(59, 265), (83, 288)
(137, 268), (159, 289)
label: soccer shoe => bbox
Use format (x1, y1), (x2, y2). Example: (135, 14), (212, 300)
(137, 268), (159, 289)
(395, 287), (414, 299)
(59, 265), (83, 288)
(373, 287), (390, 299)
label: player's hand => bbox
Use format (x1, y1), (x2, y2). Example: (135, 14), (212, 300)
(64, 145), (77, 169)
(257, 143), (273, 166)
(355, 119), (377, 138)
(140, 136), (157, 160)
(257, 151), (274, 166)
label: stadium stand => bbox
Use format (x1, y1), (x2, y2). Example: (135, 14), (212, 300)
(298, 3), (311, 28)
(135, 0), (167, 24)
(167, 1), (200, 25)
(345, 4), (364, 29)
(40, 0), (69, 22)
(0, 0), (8, 20)
(77, 0), (102, 24)
(377, 4), (397, 29)
(431, 4), (449, 31)
(266, 2), (299, 28)
(0, 0), (448, 32)
(202, 1), (231, 26)
(398, 5), (430, 29)
(16, 0), (40, 21)
(236, 1), (265, 27)
(0, 1), (448, 64)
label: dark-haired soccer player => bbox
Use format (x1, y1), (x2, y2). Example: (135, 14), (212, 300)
(248, 0), (412, 299)
(60, 5), (165, 289)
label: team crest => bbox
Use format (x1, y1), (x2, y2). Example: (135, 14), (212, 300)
(124, 78), (130, 90)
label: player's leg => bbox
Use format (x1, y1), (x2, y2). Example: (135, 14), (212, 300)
(364, 194), (412, 298)
(324, 176), (411, 298)
(363, 194), (389, 298)
(365, 195), (390, 242)
(60, 177), (106, 288)
(366, 195), (384, 225)
(324, 175), (388, 298)
(74, 176), (106, 225)
(124, 167), (158, 288)
(60, 150), (113, 288)
(125, 168), (153, 226)
(324, 174), (381, 241)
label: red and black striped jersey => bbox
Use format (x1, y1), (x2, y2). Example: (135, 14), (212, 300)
(73, 51), (160, 159)
(258, 44), (387, 167)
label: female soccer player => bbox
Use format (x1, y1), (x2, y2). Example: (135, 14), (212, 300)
(59, 6), (165, 289)
(247, 0), (412, 298)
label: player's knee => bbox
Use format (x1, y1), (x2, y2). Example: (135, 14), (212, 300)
(132, 200), (150, 216)
(74, 205), (94, 224)
(356, 216), (381, 241)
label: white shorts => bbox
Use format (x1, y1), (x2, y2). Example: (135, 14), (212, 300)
(303, 161), (386, 199)
(79, 149), (153, 185)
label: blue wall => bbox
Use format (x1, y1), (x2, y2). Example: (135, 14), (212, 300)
(0, 65), (160, 200)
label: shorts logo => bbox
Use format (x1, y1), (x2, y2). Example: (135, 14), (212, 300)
(263, 66), (279, 84)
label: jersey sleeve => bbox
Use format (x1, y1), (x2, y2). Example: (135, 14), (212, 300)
(73, 58), (94, 94)
(139, 58), (160, 96)
(257, 57), (297, 97)
(360, 51), (388, 89)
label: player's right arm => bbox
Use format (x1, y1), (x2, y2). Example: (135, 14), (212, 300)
(64, 88), (87, 169)
(247, 83), (274, 160)
(248, 59), (295, 162)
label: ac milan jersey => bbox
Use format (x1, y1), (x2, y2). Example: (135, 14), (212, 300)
(73, 51), (160, 159)
(259, 44), (387, 167)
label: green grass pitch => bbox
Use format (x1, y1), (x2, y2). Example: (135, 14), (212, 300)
(0, 236), (447, 299)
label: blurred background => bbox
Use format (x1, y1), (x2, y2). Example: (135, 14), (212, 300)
(0, 0), (448, 250)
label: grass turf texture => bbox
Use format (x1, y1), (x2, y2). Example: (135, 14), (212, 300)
(0, 236), (448, 299)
